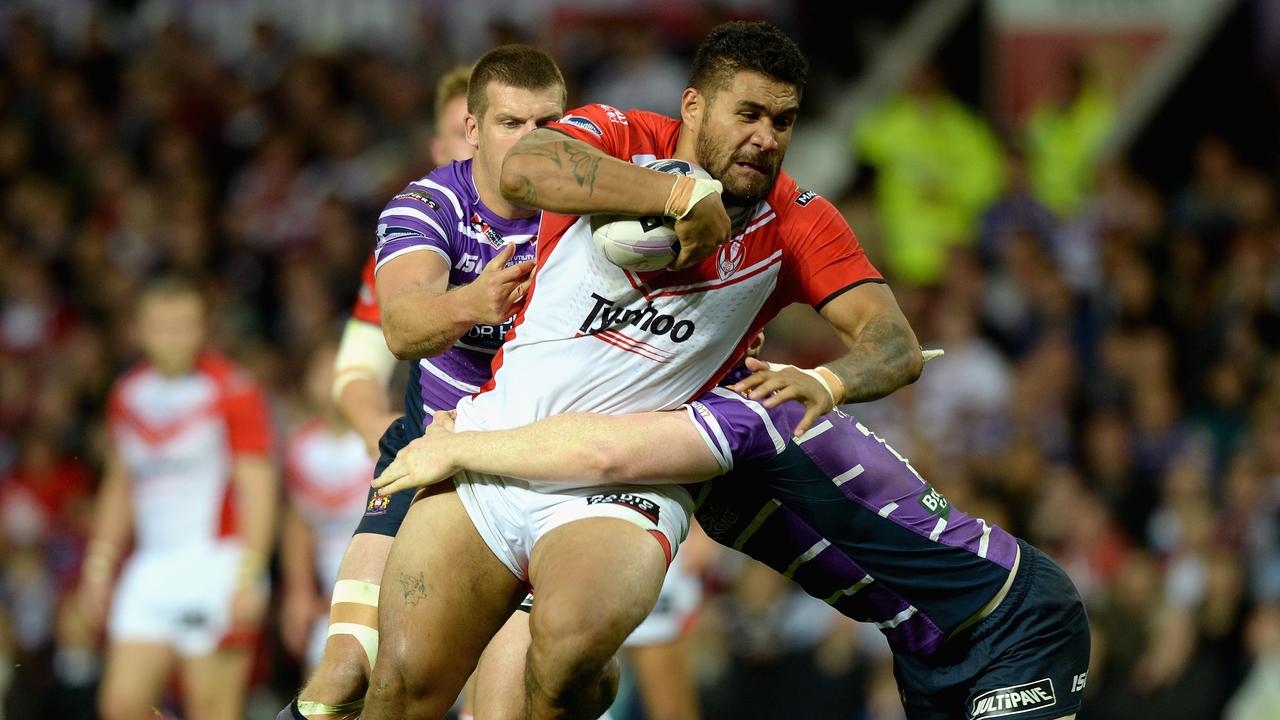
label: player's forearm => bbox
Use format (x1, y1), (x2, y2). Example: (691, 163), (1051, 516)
(500, 129), (674, 215)
(450, 412), (720, 486)
(86, 464), (133, 573)
(232, 456), (278, 559)
(381, 287), (477, 360)
(279, 507), (317, 594)
(823, 312), (923, 403)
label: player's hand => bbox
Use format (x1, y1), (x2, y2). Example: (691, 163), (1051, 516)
(372, 431), (461, 497)
(229, 583), (268, 628)
(280, 587), (321, 660)
(460, 242), (534, 324)
(672, 191), (731, 270)
(729, 357), (837, 437)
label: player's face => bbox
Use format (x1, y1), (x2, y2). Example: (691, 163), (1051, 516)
(136, 293), (205, 375)
(430, 93), (473, 167)
(466, 82), (564, 198)
(691, 70), (798, 204)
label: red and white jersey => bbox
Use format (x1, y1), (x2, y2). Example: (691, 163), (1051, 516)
(107, 352), (273, 551)
(455, 104), (881, 437)
(351, 253), (381, 326)
(283, 419), (374, 590)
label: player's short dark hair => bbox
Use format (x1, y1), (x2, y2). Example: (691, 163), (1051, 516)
(467, 44), (565, 122)
(689, 21), (808, 100)
(433, 65), (471, 127)
(136, 273), (203, 310)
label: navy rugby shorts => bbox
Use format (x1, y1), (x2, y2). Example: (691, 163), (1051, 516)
(893, 540), (1091, 720)
(353, 415), (421, 537)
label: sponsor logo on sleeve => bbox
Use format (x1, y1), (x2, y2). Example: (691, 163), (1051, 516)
(795, 189), (818, 206)
(917, 485), (951, 519)
(970, 679), (1056, 718)
(586, 492), (660, 524)
(393, 189), (440, 210)
(559, 114), (603, 137)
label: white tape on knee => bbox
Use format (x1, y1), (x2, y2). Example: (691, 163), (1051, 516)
(327, 580), (380, 668)
(326, 623), (379, 670)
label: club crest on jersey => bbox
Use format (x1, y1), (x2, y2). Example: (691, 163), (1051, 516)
(717, 239), (745, 279)
(586, 492), (659, 523)
(559, 114), (602, 137)
(971, 679), (1056, 718)
(366, 493), (391, 516)
(470, 212), (504, 247)
(393, 189), (440, 210)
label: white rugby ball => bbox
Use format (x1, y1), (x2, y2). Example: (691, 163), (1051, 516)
(590, 159), (713, 272)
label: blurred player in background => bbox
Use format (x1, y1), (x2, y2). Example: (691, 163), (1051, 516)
(78, 276), (276, 720)
(279, 47), (563, 720)
(279, 342), (376, 673)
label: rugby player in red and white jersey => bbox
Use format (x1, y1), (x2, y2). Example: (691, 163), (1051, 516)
(363, 21), (923, 720)
(79, 277), (276, 720)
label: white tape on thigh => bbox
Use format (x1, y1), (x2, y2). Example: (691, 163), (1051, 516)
(296, 698), (364, 717)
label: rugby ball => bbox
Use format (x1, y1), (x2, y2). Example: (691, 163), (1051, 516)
(590, 159), (713, 272)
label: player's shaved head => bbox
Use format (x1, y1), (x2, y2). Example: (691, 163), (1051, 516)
(467, 44), (565, 123)
(688, 21), (808, 101)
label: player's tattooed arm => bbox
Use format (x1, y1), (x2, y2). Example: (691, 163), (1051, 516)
(821, 313), (921, 402)
(500, 128), (674, 216)
(819, 282), (923, 402)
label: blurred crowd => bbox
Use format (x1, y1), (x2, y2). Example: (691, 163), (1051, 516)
(2, 2), (1279, 719)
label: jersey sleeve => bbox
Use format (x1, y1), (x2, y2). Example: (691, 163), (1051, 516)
(221, 371), (274, 456)
(373, 183), (458, 273)
(545, 103), (628, 156)
(349, 253), (381, 326)
(681, 388), (794, 473)
(781, 193), (884, 310)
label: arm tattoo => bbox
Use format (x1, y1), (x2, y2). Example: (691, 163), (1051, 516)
(508, 137), (563, 168)
(399, 571), (427, 607)
(508, 174), (538, 207)
(824, 314), (919, 403)
(562, 142), (601, 196)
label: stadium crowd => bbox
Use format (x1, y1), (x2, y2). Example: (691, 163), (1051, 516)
(1, 3), (1279, 719)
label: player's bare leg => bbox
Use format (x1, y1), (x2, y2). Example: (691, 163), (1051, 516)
(292, 532), (392, 719)
(181, 648), (254, 720)
(525, 518), (667, 719)
(470, 610), (534, 720)
(362, 485), (525, 720)
(97, 642), (175, 720)
(629, 638), (699, 720)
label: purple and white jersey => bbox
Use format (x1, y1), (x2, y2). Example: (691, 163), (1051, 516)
(684, 386), (1019, 657)
(373, 160), (538, 428)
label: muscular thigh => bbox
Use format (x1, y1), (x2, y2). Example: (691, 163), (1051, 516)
(374, 484), (527, 694)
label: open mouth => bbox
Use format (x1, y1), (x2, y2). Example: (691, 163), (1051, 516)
(735, 161), (767, 176)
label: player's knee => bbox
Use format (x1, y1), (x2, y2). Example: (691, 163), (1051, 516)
(303, 635), (372, 703)
(365, 647), (454, 720)
(529, 606), (634, 694)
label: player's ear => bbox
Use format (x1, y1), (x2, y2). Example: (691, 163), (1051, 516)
(680, 87), (702, 127)
(464, 113), (480, 149)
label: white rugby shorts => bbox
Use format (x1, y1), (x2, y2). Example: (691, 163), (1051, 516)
(453, 471), (694, 582)
(107, 542), (243, 656)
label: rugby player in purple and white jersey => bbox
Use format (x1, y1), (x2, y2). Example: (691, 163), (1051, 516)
(277, 46), (563, 720)
(379, 340), (1091, 720)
